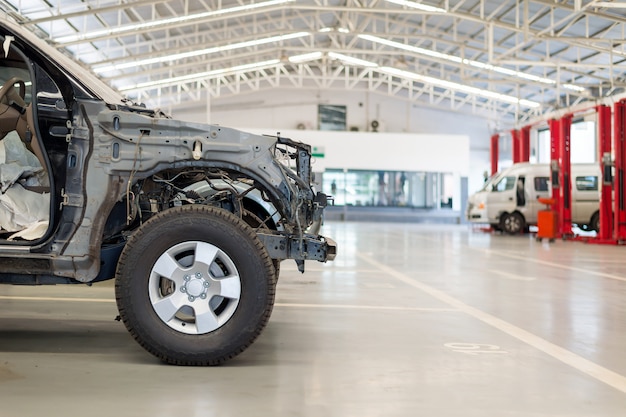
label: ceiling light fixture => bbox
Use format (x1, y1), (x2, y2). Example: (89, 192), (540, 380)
(328, 52), (378, 67)
(320, 27), (350, 34)
(118, 59), (281, 92)
(54, 0), (296, 44)
(94, 32), (309, 73)
(562, 84), (586, 93)
(359, 34), (583, 93)
(378, 66), (541, 108)
(299, 51), (540, 108)
(119, 52), (540, 109)
(384, 0), (447, 13)
(289, 51), (324, 63)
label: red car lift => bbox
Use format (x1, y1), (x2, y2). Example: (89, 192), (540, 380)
(511, 127), (530, 164)
(549, 115), (573, 238)
(490, 133), (499, 176)
(511, 129), (521, 164)
(596, 104), (614, 242)
(520, 126), (531, 162)
(614, 100), (626, 242)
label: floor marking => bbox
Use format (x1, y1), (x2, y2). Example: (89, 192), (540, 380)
(487, 269), (536, 281)
(356, 252), (626, 394)
(401, 232), (626, 282)
(479, 248), (626, 282)
(0, 296), (456, 313)
(275, 303), (457, 312)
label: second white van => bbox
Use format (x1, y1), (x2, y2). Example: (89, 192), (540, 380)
(466, 162), (600, 234)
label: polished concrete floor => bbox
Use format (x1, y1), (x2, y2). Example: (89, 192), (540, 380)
(1, 222), (625, 416)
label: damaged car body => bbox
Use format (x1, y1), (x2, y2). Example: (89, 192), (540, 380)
(0, 17), (335, 365)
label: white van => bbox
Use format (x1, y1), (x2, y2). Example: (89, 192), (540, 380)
(467, 162), (600, 234)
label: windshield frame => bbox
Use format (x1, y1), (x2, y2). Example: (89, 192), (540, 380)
(479, 172), (503, 192)
(1, 16), (127, 106)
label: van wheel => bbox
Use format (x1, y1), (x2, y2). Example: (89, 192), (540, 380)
(501, 212), (524, 235)
(590, 212), (600, 232)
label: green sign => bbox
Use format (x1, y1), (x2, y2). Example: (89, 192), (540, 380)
(312, 146), (325, 158)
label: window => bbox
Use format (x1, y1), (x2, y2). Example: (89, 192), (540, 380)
(494, 176), (516, 192)
(321, 169), (451, 208)
(318, 105), (346, 131)
(534, 177), (549, 192)
(575, 176), (598, 191)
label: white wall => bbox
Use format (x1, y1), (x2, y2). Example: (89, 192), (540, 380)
(242, 129), (469, 211)
(252, 129), (469, 174)
(170, 89), (493, 197)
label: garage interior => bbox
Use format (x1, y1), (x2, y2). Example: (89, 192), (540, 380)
(1, 0), (625, 416)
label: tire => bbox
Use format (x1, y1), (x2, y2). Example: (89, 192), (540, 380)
(115, 205), (276, 365)
(501, 212), (524, 235)
(590, 212), (600, 233)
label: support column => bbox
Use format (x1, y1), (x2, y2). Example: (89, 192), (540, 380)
(520, 126), (531, 162)
(490, 133), (499, 176)
(597, 104), (613, 241)
(614, 100), (626, 242)
(549, 119), (562, 238)
(511, 129), (521, 163)
(558, 114), (573, 237)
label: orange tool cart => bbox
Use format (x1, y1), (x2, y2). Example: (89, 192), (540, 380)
(536, 197), (557, 241)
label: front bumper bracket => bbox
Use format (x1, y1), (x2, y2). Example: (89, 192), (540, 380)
(256, 232), (337, 264)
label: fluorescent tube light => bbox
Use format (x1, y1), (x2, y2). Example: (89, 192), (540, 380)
(118, 59), (281, 91)
(55, 0), (296, 44)
(319, 27), (350, 34)
(289, 52), (323, 63)
(562, 84), (586, 93)
(118, 52), (540, 109)
(359, 34), (584, 94)
(95, 32), (309, 73)
(328, 52), (378, 67)
(384, 0), (446, 13)
(378, 66), (541, 108)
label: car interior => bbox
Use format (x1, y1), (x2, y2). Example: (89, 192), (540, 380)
(0, 37), (52, 241)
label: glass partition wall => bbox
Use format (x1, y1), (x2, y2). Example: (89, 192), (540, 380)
(320, 169), (454, 209)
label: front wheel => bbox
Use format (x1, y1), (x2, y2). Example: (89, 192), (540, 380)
(501, 212), (524, 235)
(115, 205), (276, 365)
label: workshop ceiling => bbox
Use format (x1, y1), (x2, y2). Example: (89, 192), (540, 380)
(2, 0), (625, 124)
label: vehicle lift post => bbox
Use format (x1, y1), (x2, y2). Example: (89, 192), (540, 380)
(614, 100), (626, 242)
(520, 126), (531, 162)
(511, 127), (530, 163)
(511, 129), (521, 163)
(559, 114), (573, 238)
(549, 116), (573, 238)
(490, 133), (499, 176)
(549, 119), (561, 238)
(597, 104), (614, 242)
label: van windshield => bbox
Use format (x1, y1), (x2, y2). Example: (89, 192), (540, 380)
(493, 176), (516, 192)
(480, 172), (502, 192)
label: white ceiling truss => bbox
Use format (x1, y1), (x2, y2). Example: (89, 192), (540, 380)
(1, 0), (626, 125)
